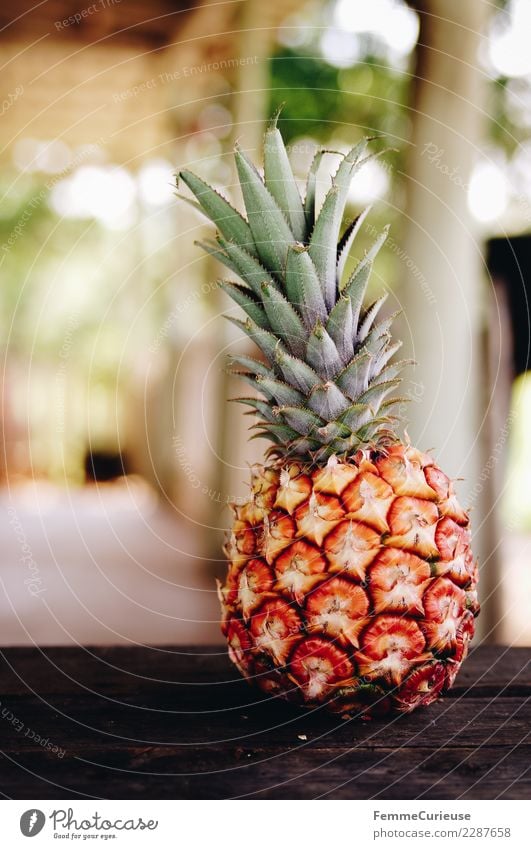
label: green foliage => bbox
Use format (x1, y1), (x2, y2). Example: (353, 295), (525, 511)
(269, 48), (409, 149)
(269, 49), (343, 143)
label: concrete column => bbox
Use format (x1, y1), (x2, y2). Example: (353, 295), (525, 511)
(400, 0), (495, 638)
(210, 0), (274, 531)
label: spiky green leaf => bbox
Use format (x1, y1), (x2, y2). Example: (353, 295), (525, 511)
(285, 245), (327, 329)
(227, 354), (272, 378)
(363, 312), (400, 357)
(178, 170), (256, 253)
(276, 405), (324, 436)
(260, 282), (306, 358)
(304, 149), (329, 231)
(337, 205), (372, 284)
(336, 350), (373, 399)
(194, 239), (238, 275)
(307, 139), (369, 307)
(274, 347), (321, 394)
(344, 225), (389, 314)
(217, 237), (278, 296)
(308, 186), (341, 308)
(376, 358), (414, 384)
(315, 421), (350, 444)
(307, 381), (351, 419)
(253, 422), (301, 444)
(368, 339), (403, 380)
(339, 403), (373, 431)
(219, 281), (269, 329)
(326, 295), (354, 364)
(357, 294), (388, 344)
(257, 375), (305, 407)
(225, 315), (280, 364)
(264, 112), (306, 241)
(342, 260), (373, 329)
(357, 378), (401, 413)
(234, 397), (277, 423)
(306, 323), (343, 380)
(234, 145), (294, 273)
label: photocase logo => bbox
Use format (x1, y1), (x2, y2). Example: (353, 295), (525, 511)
(20, 809), (45, 837)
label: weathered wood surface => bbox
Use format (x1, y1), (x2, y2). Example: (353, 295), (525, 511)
(0, 645), (529, 799)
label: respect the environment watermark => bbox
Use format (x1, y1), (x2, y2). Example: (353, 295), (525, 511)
(1, 138), (106, 258)
(364, 220), (437, 306)
(113, 56), (260, 102)
(54, 0), (123, 30)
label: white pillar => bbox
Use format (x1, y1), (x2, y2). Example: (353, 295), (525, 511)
(210, 0), (274, 520)
(400, 0), (495, 638)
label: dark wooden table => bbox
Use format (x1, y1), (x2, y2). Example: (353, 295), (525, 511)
(0, 645), (529, 799)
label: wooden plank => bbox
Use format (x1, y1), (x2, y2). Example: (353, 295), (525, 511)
(0, 645), (529, 800)
(448, 647), (530, 697)
(0, 743), (528, 800)
(1, 646), (529, 696)
(0, 696), (528, 751)
(0, 645), (230, 695)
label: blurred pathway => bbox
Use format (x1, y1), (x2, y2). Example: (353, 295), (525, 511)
(0, 479), (222, 646)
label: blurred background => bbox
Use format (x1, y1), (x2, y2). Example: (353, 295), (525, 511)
(0, 0), (529, 647)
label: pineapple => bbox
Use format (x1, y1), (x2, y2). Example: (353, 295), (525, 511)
(177, 114), (479, 719)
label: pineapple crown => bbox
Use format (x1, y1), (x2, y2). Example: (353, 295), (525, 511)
(176, 112), (411, 464)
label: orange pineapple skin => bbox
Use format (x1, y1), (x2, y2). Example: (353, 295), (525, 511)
(219, 444), (479, 720)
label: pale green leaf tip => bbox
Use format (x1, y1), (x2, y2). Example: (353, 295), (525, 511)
(268, 103), (285, 131)
(289, 242), (307, 254)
